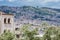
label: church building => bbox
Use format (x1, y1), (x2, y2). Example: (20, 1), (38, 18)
(0, 11), (14, 34)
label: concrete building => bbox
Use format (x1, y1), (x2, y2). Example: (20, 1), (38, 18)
(0, 11), (14, 34)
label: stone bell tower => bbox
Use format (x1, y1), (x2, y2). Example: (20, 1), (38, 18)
(0, 11), (14, 34)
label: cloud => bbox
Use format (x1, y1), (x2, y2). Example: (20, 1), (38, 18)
(8, 0), (13, 2)
(19, 0), (34, 3)
(26, 0), (34, 2)
(7, 0), (17, 2)
(18, 0), (60, 8)
(43, 0), (60, 3)
(6, 0), (60, 3)
(36, 0), (60, 4)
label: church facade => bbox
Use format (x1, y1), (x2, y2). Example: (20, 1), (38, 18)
(0, 12), (15, 34)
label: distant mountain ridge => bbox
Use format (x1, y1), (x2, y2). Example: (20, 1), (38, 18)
(0, 6), (60, 25)
(41, 7), (60, 12)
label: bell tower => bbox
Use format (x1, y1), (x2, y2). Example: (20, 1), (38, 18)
(0, 12), (14, 34)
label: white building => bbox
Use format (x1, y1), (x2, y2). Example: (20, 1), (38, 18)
(0, 11), (14, 34)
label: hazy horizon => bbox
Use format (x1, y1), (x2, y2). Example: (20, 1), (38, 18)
(0, 0), (60, 9)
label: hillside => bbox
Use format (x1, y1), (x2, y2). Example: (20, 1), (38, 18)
(0, 6), (60, 25)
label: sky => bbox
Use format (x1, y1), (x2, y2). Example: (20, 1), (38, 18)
(0, 0), (60, 8)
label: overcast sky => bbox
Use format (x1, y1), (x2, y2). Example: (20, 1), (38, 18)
(0, 0), (60, 8)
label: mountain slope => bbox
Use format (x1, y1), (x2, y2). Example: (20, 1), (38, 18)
(0, 6), (60, 25)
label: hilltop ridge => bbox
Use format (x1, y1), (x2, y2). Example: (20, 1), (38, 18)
(0, 6), (60, 25)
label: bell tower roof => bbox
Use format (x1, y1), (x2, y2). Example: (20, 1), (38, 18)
(0, 11), (13, 16)
(0, 11), (5, 15)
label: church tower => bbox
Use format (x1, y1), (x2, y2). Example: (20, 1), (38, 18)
(0, 11), (14, 34)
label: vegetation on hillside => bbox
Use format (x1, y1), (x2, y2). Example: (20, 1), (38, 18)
(0, 23), (60, 40)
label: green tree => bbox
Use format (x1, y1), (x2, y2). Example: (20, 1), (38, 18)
(0, 30), (15, 40)
(53, 30), (60, 40)
(20, 24), (40, 40)
(43, 27), (60, 40)
(43, 31), (51, 40)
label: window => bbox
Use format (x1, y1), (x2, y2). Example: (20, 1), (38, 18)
(4, 18), (6, 24)
(16, 34), (20, 38)
(4, 30), (6, 33)
(15, 28), (19, 31)
(8, 18), (10, 24)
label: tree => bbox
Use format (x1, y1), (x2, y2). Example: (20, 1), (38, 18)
(0, 30), (15, 40)
(43, 27), (60, 40)
(20, 24), (40, 40)
(43, 31), (51, 40)
(53, 30), (60, 40)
